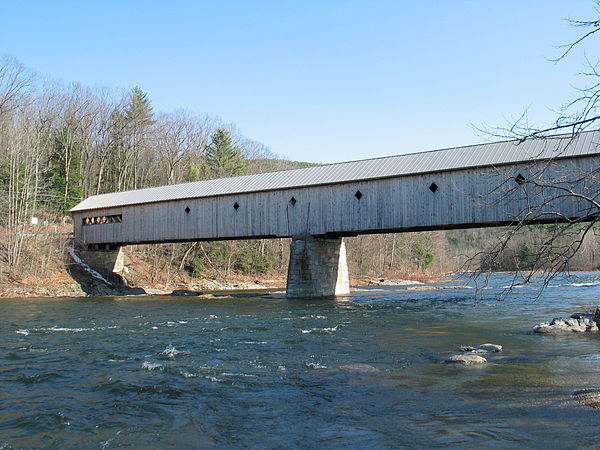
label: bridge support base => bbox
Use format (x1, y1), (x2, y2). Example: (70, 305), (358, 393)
(78, 246), (125, 279)
(286, 236), (350, 298)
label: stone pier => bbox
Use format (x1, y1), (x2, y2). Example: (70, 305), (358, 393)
(78, 245), (125, 279)
(286, 236), (350, 298)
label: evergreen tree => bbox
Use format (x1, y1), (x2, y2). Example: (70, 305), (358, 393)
(413, 243), (434, 271)
(125, 86), (154, 190)
(185, 160), (201, 182)
(204, 128), (246, 178)
(106, 87), (155, 192)
(125, 86), (154, 127)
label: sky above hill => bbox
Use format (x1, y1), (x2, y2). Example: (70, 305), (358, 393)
(0, 1), (596, 163)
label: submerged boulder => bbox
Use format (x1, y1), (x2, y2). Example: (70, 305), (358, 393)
(459, 343), (503, 354)
(446, 343), (502, 365)
(458, 346), (487, 354)
(170, 289), (202, 296)
(338, 364), (380, 372)
(574, 388), (600, 410)
(446, 354), (488, 365)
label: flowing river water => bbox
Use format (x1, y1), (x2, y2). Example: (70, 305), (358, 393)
(2, 273), (600, 448)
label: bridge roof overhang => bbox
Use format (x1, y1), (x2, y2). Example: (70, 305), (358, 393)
(71, 131), (600, 213)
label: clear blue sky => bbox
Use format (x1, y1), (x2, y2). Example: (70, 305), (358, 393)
(0, 1), (595, 163)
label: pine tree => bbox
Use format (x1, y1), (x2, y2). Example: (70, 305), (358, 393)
(126, 87), (154, 189)
(204, 128), (247, 178)
(185, 160), (201, 182)
(125, 86), (154, 128)
(106, 87), (155, 191)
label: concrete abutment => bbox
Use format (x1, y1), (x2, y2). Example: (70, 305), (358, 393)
(286, 236), (350, 298)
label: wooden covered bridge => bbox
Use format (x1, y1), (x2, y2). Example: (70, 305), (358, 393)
(71, 131), (600, 297)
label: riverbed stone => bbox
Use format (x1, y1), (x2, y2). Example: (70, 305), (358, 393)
(446, 354), (488, 365)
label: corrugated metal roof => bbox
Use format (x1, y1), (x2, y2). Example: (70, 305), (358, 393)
(70, 131), (600, 212)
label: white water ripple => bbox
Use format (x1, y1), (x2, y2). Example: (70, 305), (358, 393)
(141, 361), (163, 371)
(305, 362), (328, 369)
(180, 370), (197, 378)
(301, 325), (339, 334)
(162, 344), (186, 359)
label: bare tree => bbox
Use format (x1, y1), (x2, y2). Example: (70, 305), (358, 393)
(0, 56), (34, 117)
(0, 57), (37, 275)
(472, 150), (599, 287)
(475, 6), (600, 286)
(153, 112), (197, 185)
(484, 4), (600, 141)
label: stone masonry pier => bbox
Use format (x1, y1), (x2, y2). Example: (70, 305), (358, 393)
(286, 236), (350, 298)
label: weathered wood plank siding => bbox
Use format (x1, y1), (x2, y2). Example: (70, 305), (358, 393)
(72, 156), (600, 247)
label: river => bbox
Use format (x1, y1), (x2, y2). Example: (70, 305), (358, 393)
(1, 273), (600, 448)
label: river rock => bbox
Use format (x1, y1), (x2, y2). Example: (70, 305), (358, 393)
(573, 388), (600, 409)
(534, 313), (599, 333)
(459, 343), (502, 354)
(458, 346), (488, 354)
(446, 354), (487, 365)
(477, 343), (503, 353)
(170, 289), (202, 296)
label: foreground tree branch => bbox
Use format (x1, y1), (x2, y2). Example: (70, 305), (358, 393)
(471, 4), (600, 290)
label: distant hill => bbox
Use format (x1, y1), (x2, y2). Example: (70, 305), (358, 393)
(246, 158), (319, 174)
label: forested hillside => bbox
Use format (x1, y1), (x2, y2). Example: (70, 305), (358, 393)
(1, 55), (599, 294)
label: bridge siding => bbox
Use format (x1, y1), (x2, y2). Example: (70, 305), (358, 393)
(73, 157), (597, 247)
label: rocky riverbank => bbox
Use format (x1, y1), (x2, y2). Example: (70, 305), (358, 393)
(1, 247), (448, 298)
(0, 272), (287, 298)
(0, 273), (444, 298)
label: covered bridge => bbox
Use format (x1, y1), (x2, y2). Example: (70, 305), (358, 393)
(71, 131), (600, 297)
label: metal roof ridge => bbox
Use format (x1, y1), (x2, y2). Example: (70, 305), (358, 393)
(308, 129), (598, 167)
(70, 129), (600, 212)
(83, 129), (597, 200)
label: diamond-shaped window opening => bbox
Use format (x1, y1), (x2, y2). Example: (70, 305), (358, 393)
(354, 190), (363, 200)
(515, 173), (526, 185)
(184, 206), (191, 214)
(429, 182), (439, 193)
(233, 202), (240, 210)
(289, 196), (297, 206)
